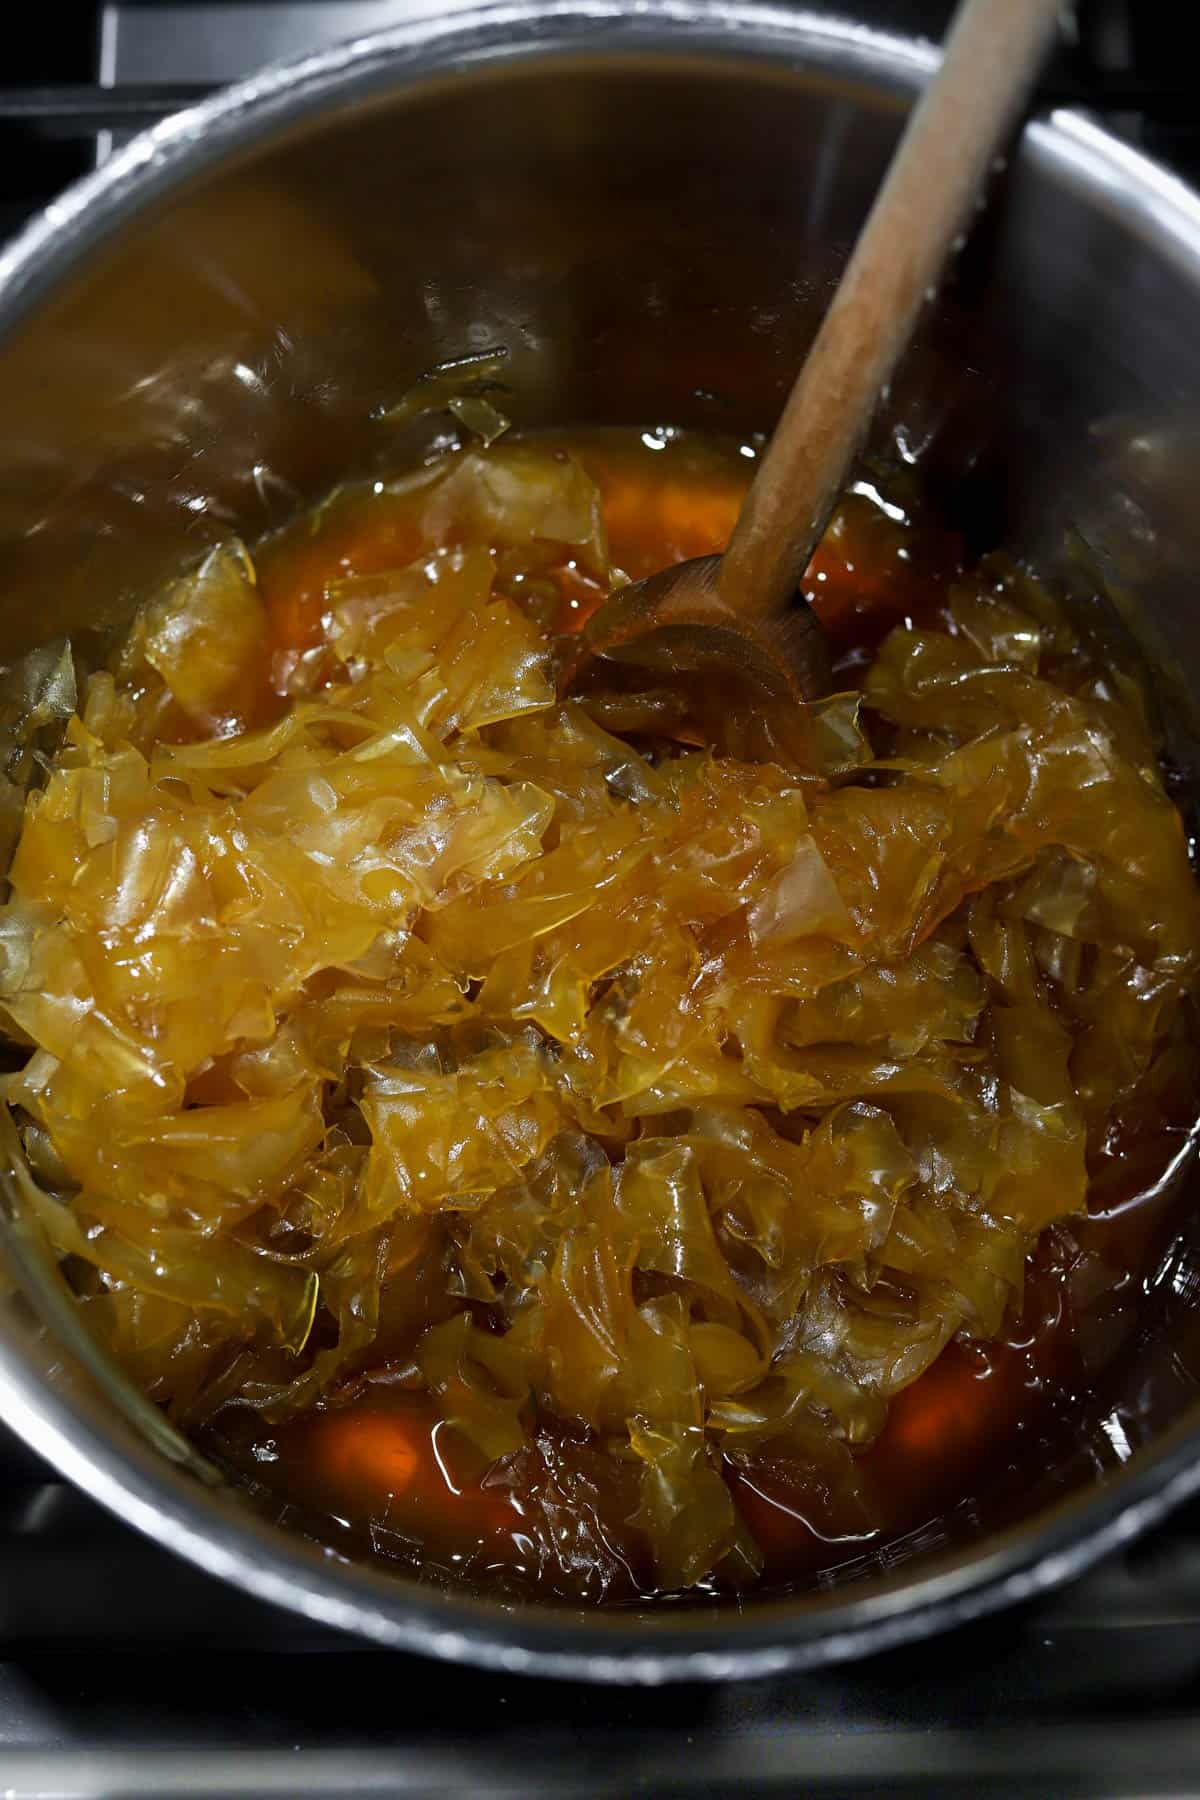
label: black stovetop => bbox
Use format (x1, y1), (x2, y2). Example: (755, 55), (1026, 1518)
(2, 3), (1200, 1795)
(4, 1392), (1200, 1795)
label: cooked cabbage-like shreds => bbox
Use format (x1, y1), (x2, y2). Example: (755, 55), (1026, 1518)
(1, 431), (1198, 1594)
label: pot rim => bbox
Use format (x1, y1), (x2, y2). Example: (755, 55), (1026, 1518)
(3, 0), (1200, 1684)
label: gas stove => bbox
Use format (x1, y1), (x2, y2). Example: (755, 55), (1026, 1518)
(4, 1419), (1200, 1795)
(2, 3), (1200, 1795)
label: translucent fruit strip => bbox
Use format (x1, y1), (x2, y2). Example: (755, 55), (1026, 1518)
(1, 431), (1196, 1593)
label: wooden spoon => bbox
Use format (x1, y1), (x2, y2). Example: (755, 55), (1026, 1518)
(561, 0), (1064, 743)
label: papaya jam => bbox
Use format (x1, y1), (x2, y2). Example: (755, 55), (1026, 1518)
(1, 426), (1197, 1605)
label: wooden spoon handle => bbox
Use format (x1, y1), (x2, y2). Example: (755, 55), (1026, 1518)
(721, 0), (1064, 623)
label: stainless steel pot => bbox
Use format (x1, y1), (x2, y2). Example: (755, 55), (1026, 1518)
(3, 1), (1200, 1683)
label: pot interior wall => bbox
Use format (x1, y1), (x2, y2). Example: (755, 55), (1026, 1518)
(3, 30), (1200, 1637)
